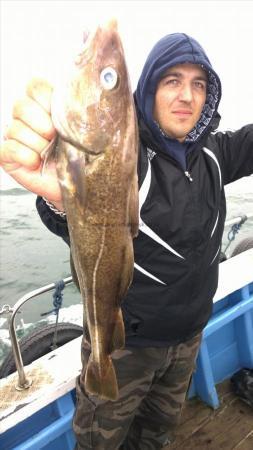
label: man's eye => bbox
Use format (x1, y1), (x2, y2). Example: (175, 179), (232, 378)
(165, 78), (179, 86)
(194, 81), (206, 90)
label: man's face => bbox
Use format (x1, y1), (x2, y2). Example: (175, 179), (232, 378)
(153, 63), (207, 142)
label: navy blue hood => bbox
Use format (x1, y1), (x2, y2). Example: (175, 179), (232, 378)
(135, 33), (222, 169)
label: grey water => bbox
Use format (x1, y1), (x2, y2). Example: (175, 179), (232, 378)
(0, 177), (252, 365)
(0, 188), (83, 363)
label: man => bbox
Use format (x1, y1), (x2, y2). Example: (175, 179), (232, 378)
(1, 32), (253, 449)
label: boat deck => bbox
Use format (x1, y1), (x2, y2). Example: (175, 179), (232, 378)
(168, 380), (253, 450)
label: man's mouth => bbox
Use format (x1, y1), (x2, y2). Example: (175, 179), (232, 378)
(172, 110), (192, 116)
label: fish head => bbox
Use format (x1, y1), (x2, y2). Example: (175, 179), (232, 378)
(52, 20), (134, 156)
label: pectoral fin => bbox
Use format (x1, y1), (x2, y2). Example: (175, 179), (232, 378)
(41, 135), (58, 175)
(63, 143), (87, 206)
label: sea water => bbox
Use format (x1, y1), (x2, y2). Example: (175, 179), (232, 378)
(0, 177), (252, 365)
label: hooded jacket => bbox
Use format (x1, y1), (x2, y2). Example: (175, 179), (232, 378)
(36, 33), (253, 347)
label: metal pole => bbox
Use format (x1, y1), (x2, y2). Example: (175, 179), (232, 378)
(225, 214), (253, 227)
(8, 276), (73, 390)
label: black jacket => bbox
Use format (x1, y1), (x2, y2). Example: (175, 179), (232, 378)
(36, 121), (253, 347)
(37, 33), (253, 347)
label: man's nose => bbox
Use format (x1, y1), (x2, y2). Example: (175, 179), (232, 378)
(178, 84), (193, 102)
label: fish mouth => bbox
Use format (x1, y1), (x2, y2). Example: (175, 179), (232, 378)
(58, 131), (104, 156)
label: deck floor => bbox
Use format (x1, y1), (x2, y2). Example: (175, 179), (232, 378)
(167, 380), (253, 450)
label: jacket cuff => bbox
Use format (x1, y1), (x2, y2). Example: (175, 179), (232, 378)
(36, 196), (70, 245)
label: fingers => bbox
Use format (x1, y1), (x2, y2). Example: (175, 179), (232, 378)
(26, 77), (54, 114)
(12, 96), (55, 141)
(0, 77), (58, 196)
(5, 119), (50, 152)
(6, 163), (62, 204)
(0, 139), (62, 204)
(9, 77), (56, 148)
(0, 139), (41, 172)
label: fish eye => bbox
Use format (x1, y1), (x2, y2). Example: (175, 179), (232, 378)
(100, 67), (118, 90)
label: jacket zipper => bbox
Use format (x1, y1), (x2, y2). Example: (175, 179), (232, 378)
(184, 170), (193, 182)
(148, 144), (195, 183)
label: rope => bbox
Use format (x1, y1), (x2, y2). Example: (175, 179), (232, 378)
(40, 279), (66, 350)
(223, 215), (248, 254)
(52, 279), (65, 313)
(41, 279), (66, 317)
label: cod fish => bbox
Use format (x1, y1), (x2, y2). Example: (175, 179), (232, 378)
(50, 20), (139, 401)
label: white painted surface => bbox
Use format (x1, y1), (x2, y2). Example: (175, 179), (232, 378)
(214, 248), (253, 302)
(0, 335), (82, 433)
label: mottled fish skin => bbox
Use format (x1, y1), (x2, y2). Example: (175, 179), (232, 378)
(51, 20), (139, 401)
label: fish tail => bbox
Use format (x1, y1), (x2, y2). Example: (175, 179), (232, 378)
(85, 356), (119, 401)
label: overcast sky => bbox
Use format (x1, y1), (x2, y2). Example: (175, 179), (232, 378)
(1, 0), (253, 187)
(2, 0), (253, 128)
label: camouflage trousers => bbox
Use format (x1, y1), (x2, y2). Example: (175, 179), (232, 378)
(73, 332), (202, 450)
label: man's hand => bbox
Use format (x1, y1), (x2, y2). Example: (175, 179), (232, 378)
(0, 78), (64, 210)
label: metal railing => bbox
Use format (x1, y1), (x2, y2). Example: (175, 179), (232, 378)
(0, 276), (73, 390)
(225, 213), (253, 227)
(223, 213), (253, 255)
